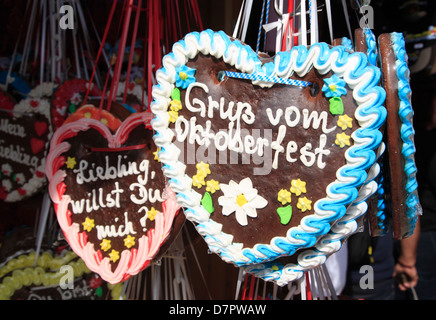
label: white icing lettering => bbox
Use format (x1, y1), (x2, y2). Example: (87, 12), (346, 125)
(96, 211), (136, 240)
(0, 144), (40, 169)
(174, 81), (344, 172)
(302, 109), (337, 134)
(0, 118), (26, 138)
(271, 125), (286, 169)
(266, 108), (283, 126)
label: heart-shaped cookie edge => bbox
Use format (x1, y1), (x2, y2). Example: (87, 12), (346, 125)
(45, 112), (181, 284)
(150, 30), (387, 267)
(1, 97), (52, 202)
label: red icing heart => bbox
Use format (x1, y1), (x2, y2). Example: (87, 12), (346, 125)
(30, 100), (40, 108)
(34, 121), (48, 136)
(45, 109), (184, 284)
(30, 138), (45, 154)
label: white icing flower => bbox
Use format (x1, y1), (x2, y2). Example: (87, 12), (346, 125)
(218, 178), (268, 226)
(1, 164), (12, 176)
(70, 92), (82, 105)
(14, 173), (26, 185)
(2, 180), (12, 192)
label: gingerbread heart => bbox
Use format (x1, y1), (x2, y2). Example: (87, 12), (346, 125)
(51, 79), (102, 130)
(379, 32), (421, 239)
(151, 30), (386, 272)
(45, 111), (183, 284)
(0, 94), (52, 202)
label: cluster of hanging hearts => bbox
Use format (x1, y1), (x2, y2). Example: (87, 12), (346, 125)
(0, 0), (422, 297)
(0, 0), (202, 288)
(148, 0), (422, 290)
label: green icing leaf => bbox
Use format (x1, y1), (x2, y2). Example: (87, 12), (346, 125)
(201, 192), (214, 214)
(171, 88), (181, 101)
(277, 205), (292, 225)
(96, 286), (103, 297)
(68, 104), (77, 114)
(329, 97), (344, 115)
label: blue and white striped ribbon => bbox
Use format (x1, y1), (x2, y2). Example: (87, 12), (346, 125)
(223, 71), (311, 87)
(256, 0), (267, 53)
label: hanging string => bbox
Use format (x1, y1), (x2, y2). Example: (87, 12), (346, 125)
(147, 0), (154, 108)
(305, 272), (312, 300)
(107, 0), (134, 112)
(325, 0), (334, 44)
(123, 0), (143, 105)
(300, 0), (307, 46)
(309, 0), (318, 45)
(341, 0), (353, 43)
(40, 0), (47, 85)
(264, 0), (270, 49)
(255, 0), (267, 53)
(83, 0), (118, 105)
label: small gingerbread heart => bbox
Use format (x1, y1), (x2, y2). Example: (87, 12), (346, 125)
(46, 109), (184, 283)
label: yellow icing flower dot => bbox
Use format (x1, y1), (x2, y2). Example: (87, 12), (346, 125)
(206, 180), (220, 194)
(236, 194), (248, 207)
(153, 148), (160, 162)
(196, 161), (211, 176)
(329, 84), (337, 92)
(192, 174), (206, 189)
(66, 157), (76, 170)
(337, 114), (353, 130)
(124, 235), (136, 249)
(100, 239), (111, 252)
(109, 250), (120, 263)
(84, 112), (92, 118)
(297, 197), (312, 212)
(147, 207), (158, 221)
(82, 217), (95, 232)
(179, 72), (188, 80)
(335, 132), (351, 148)
(290, 179), (307, 196)
(272, 265), (279, 271)
(100, 118), (108, 125)
(277, 189), (292, 205)
(168, 110), (179, 123)
(170, 99), (182, 112)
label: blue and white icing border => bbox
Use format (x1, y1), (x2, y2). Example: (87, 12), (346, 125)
(364, 28), (378, 67)
(364, 28), (389, 235)
(150, 30), (387, 268)
(391, 32), (421, 235)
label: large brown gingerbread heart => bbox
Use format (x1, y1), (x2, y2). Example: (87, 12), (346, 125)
(0, 91), (52, 202)
(151, 30), (386, 274)
(45, 110), (183, 284)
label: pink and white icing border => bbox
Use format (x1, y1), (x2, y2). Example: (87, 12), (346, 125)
(45, 112), (180, 284)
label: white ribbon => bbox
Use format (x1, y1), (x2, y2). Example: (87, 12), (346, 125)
(233, 0), (254, 42)
(325, 0), (334, 44)
(263, 12), (290, 53)
(309, 0), (319, 45)
(341, 0), (353, 43)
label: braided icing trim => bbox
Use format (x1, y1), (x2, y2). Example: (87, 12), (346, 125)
(390, 32), (422, 235)
(150, 30), (387, 266)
